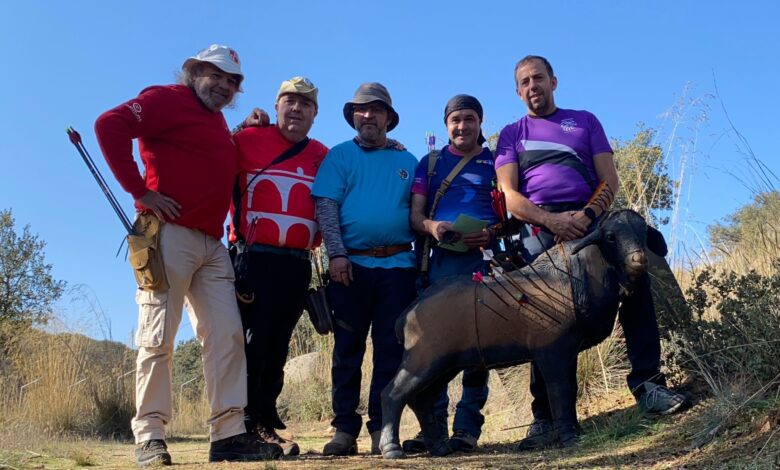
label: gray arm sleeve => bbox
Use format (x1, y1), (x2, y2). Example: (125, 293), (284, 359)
(315, 197), (347, 258)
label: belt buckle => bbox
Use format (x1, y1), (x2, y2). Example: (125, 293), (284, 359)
(371, 246), (388, 257)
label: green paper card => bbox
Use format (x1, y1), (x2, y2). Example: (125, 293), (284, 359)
(437, 214), (488, 252)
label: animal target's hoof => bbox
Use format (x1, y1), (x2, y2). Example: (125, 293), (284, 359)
(428, 440), (454, 457)
(381, 443), (405, 459)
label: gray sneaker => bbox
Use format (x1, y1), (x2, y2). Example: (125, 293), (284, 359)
(322, 431), (358, 456)
(135, 439), (171, 467)
(447, 429), (478, 453)
(636, 382), (688, 415)
(516, 419), (556, 451)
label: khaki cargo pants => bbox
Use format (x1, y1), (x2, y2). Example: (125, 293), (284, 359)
(132, 223), (247, 443)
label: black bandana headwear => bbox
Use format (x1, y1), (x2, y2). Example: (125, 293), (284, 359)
(444, 94), (486, 145)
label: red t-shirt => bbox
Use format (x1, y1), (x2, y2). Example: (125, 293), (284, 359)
(230, 126), (328, 250)
(95, 84), (237, 240)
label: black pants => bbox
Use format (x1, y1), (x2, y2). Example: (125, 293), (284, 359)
(328, 264), (417, 437)
(239, 251), (311, 431)
(523, 224), (666, 421)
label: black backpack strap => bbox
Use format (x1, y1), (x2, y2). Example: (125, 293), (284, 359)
(232, 137), (311, 242)
(419, 149), (478, 275)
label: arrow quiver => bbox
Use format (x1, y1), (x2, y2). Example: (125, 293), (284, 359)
(489, 181), (525, 270)
(128, 213), (169, 292)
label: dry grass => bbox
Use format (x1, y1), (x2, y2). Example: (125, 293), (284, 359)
(0, 324), (135, 443)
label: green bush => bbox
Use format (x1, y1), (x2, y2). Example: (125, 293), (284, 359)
(668, 262), (780, 390)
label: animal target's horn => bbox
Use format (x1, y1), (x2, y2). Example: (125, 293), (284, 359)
(570, 229), (601, 255)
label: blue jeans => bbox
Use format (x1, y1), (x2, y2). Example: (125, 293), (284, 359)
(327, 264), (417, 437)
(432, 368), (489, 438)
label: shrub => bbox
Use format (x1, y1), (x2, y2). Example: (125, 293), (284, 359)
(667, 262), (780, 391)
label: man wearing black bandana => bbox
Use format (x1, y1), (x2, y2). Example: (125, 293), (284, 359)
(405, 94), (499, 454)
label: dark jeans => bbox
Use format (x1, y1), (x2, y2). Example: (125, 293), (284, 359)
(522, 220), (666, 421)
(328, 264), (417, 437)
(428, 246), (493, 438)
(239, 251), (311, 431)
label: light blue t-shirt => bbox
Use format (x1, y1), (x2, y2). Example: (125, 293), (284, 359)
(311, 139), (418, 269)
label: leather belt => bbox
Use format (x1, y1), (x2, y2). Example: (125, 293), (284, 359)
(346, 243), (412, 258)
(249, 243), (310, 260)
(538, 202), (585, 213)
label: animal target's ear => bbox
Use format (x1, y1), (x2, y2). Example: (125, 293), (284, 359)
(571, 229), (601, 255)
(646, 226), (668, 257)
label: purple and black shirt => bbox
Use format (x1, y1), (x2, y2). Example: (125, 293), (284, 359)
(494, 108), (613, 206)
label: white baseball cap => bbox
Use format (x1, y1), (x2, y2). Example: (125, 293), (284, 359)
(182, 44), (244, 91)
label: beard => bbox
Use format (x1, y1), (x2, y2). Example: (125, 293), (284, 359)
(194, 83), (234, 112)
(357, 123), (384, 145)
(527, 94), (552, 115)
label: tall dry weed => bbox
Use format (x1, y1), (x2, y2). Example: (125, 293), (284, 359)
(0, 324), (135, 443)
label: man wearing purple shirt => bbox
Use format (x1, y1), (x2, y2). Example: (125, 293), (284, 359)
(496, 55), (687, 450)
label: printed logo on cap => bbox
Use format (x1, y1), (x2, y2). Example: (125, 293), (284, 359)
(229, 48), (240, 65)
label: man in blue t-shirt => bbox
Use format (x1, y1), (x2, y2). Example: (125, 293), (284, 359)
(405, 95), (498, 454)
(495, 55), (687, 450)
(311, 83), (418, 456)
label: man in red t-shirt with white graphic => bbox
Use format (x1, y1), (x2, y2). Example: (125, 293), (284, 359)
(229, 77), (328, 455)
(95, 45), (281, 466)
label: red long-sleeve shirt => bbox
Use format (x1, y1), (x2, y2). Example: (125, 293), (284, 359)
(94, 84), (238, 240)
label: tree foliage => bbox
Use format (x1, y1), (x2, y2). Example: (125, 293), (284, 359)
(708, 190), (780, 273)
(611, 126), (675, 225)
(173, 338), (204, 398)
(0, 209), (65, 326)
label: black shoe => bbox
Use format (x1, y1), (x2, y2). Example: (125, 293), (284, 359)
(557, 422), (582, 448)
(208, 432), (282, 462)
(516, 419), (556, 451)
(401, 431), (427, 454)
(135, 439), (171, 467)
(447, 429), (478, 453)
(257, 426), (300, 456)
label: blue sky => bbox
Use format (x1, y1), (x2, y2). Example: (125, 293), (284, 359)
(2, 1), (778, 343)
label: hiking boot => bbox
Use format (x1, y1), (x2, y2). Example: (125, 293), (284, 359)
(401, 431), (427, 454)
(135, 439), (171, 467)
(322, 431), (357, 456)
(636, 382), (688, 415)
(208, 432), (282, 462)
(516, 419), (556, 451)
(447, 429), (478, 453)
(257, 426), (300, 456)
(557, 422), (583, 448)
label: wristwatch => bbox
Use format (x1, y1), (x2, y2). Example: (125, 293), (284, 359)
(583, 207), (597, 221)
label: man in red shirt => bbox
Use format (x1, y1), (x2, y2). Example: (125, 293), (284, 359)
(95, 44), (282, 466)
(229, 77), (328, 456)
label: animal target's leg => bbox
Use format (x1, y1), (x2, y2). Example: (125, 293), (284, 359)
(380, 367), (423, 459)
(535, 339), (581, 448)
(408, 372), (458, 457)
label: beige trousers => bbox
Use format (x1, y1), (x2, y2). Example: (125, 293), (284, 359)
(131, 223), (247, 443)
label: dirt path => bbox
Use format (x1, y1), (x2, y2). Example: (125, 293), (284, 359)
(2, 395), (779, 469)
